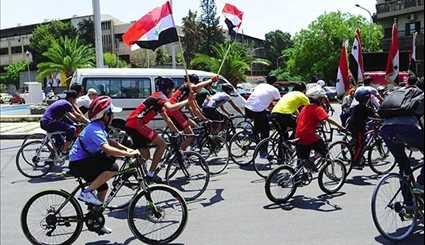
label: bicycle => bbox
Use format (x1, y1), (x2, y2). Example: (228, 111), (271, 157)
(21, 155), (188, 245)
(371, 161), (424, 242)
(265, 142), (347, 204)
(328, 117), (395, 176)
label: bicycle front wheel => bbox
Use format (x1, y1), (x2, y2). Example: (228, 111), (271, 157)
(264, 166), (297, 204)
(166, 151), (210, 201)
(328, 141), (353, 176)
(371, 173), (418, 241)
(21, 190), (84, 245)
(318, 159), (347, 194)
(228, 131), (255, 166)
(368, 138), (396, 175)
(128, 184), (188, 245)
(16, 140), (53, 178)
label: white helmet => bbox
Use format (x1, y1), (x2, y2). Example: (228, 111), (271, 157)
(306, 85), (327, 100)
(317, 80), (326, 87)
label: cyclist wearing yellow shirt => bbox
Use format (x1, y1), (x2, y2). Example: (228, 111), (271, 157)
(271, 83), (309, 140)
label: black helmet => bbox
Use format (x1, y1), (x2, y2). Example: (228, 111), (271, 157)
(186, 74), (200, 84)
(65, 90), (78, 100)
(222, 84), (234, 95)
(70, 84), (83, 94)
(266, 75), (277, 85)
(156, 77), (175, 94)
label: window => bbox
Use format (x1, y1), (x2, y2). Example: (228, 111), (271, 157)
(11, 46), (22, 54)
(84, 77), (152, 98)
(0, 48), (8, 55)
(405, 22), (421, 36)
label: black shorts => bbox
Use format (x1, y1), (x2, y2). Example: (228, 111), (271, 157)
(125, 127), (151, 149)
(296, 139), (328, 160)
(203, 107), (225, 121)
(271, 113), (296, 132)
(69, 156), (119, 184)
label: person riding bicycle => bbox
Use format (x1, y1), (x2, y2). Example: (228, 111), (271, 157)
(125, 77), (189, 183)
(40, 90), (89, 154)
(76, 88), (98, 114)
(379, 75), (424, 212)
(340, 87), (356, 127)
(295, 86), (345, 172)
(202, 84), (244, 121)
(69, 96), (139, 234)
(245, 75), (281, 146)
(70, 84), (92, 120)
(271, 83), (309, 141)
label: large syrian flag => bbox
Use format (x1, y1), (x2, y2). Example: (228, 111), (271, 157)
(223, 3), (244, 36)
(123, 1), (178, 50)
(336, 41), (351, 96)
(385, 23), (399, 82)
(350, 29), (364, 83)
(408, 32), (417, 74)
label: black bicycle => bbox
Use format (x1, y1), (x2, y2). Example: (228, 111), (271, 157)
(21, 155), (188, 245)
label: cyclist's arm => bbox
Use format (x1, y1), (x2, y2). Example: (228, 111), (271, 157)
(71, 102), (90, 123)
(101, 143), (137, 158)
(189, 99), (208, 121)
(326, 117), (344, 130)
(160, 112), (179, 133)
(228, 100), (244, 115)
(191, 76), (219, 91)
(219, 105), (231, 116)
(108, 139), (133, 152)
(164, 100), (188, 111)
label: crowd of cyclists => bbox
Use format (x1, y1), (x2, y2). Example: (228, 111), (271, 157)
(19, 72), (424, 243)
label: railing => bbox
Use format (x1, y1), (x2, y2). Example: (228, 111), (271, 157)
(376, 0), (424, 14)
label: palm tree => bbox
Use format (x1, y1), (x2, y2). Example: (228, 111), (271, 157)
(104, 52), (128, 68)
(37, 36), (95, 86)
(191, 42), (270, 84)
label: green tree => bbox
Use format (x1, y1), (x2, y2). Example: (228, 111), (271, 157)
(264, 30), (293, 70)
(155, 48), (170, 66)
(199, 0), (225, 55)
(182, 10), (203, 64)
(104, 52), (128, 68)
(191, 42), (270, 84)
(0, 61), (28, 86)
(37, 36), (95, 86)
(283, 12), (383, 81)
(77, 19), (95, 46)
(29, 20), (78, 65)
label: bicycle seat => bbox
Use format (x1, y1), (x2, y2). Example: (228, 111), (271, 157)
(46, 131), (67, 137)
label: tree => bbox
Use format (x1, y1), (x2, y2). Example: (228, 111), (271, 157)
(77, 19), (95, 46)
(191, 42), (270, 84)
(104, 52), (128, 68)
(0, 61), (28, 86)
(155, 48), (171, 66)
(182, 10), (203, 65)
(29, 20), (78, 65)
(199, 0), (225, 55)
(283, 12), (383, 82)
(130, 49), (155, 68)
(37, 37), (95, 86)
(264, 30), (293, 70)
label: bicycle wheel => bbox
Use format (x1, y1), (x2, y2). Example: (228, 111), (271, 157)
(22, 133), (47, 146)
(128, 184), (188, 245)
(228, 131), (255, 166)
(253, 137), (295, 179)
(16, 140), (53, 178)
(165, 151), (210, 201)
(200, 137), (229, 175)
(371, 173), (418, 241)
(21, 190), (84, 245)
(107, 172), (139, 210)
(368, 138), (396, 175)
(318, 159), (347, 195)
(264, 166), (297, 204)
(328, 141), (353, 175)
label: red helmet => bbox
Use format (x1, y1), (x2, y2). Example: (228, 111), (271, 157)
(88, 96), (122, 121)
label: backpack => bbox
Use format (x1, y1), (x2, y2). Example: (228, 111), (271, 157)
(378, 87), (424, 118)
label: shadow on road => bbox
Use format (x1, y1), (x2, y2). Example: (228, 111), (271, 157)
(200, 188), (224, 207)
(263, 192), (345, 212)
(345, 174), (380, 186)
(374, 226), (424, 245)
(85, 237), (184, 245)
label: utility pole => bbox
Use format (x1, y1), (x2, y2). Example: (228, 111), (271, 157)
(170, 0), (177, 69)
(93, 0), (104, 68)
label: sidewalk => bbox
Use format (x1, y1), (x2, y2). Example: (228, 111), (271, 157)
(0, 122), (44, 140)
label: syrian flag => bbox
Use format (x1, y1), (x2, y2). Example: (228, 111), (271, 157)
(336, 41), (351, 96)
(385, 23), (399, 82)
(408, 32), (417, 74)
(123, 1), (178, 50)
(350, 29), (364, 83)
(223, 3), (244, 36)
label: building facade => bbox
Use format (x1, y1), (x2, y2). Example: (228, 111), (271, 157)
(375, 0), (424, 76)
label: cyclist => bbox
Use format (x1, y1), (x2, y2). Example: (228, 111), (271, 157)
(70, 84), (92, 120)
(77, 88), (98, 114)
(380, 75), (424, 214)
(271, 83), (309, 141)
(69, 96), (139, 234)
(245, 75), (281, 145)
(340, 87), (356, 127)
(125, 77), (189, 182)
(295, 86), (345, 171)
(202, 84), (244, 121)
(40, 90), (88, 154)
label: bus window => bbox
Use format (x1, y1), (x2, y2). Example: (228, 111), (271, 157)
(86, 79), (110, 96)
(172, 78), (185, 88)
(84, 77), (151, 98)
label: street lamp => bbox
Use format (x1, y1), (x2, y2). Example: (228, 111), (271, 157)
(25, 50), (32, 82)
(355, 4), (374, 22)
(251, 47), (265, 77)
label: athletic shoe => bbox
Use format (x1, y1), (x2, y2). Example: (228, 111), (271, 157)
(97, 225), (112, 235)
(259, 152), (269, 159)
(78, 189), (102, 206)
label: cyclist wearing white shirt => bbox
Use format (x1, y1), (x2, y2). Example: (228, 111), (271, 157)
(77, 88), (98, 114)
(202, 84), (244, 121)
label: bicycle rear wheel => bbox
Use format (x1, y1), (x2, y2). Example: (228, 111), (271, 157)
(264, 166), (297, 204)
(318, 159), (347, 194)
(228, 131), (255, 166)
(128, 184), (188, 245)
(21, 190), (84, 245)
(328, 141), (353, 175)
(371, 173), (418, 241)
(16, 140), (53, 178)
(368, 138), (396, 175)
(165, 151), (210, 201)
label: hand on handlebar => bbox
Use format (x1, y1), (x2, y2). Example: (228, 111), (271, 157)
(128, 149), (141, 157)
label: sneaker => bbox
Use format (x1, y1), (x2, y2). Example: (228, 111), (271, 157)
(78, 189), (102, 206)
(97, 225), (112, 235)
(146, 174), (163, 184)
(259, 152), (269, 159)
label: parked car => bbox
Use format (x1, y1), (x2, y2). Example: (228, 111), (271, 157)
(10, 94), (25, 104)
(274, 81), (306, 96)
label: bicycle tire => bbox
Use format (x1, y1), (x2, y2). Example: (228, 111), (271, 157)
(165, 151), (210, 201)
(328, 141), (353, 176)
(201, 137), (229, 175)
(228, 131), (254, 166)
(21, 190), (84, 245)
(22, 133), (46, 146)
(128, 184), (188, 244)
(106, 173), (139, 210)
(368, 139), (396, 175)
(16, 140), (53, 178)
(264, 166), (297, 204)
(371, 173), (418, 241)
(318, 159), (347, 195)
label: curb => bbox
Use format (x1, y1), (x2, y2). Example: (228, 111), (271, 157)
(0, 115), (42, 123)
(0, 134), (44, 140)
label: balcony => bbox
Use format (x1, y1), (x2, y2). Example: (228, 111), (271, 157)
(376, 0), (424, 18)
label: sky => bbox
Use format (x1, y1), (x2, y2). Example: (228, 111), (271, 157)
(0, 0), (377, 39)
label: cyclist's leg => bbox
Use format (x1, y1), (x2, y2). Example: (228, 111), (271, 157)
(352, 130), (365, 164)
(126, 126), (157, 171)
(169, 110), (192, 151)
(181, 126), (194, 151)
(258, 111), (270, 154)
(245, 108), (260, 141)
(150, 135), (167, 172)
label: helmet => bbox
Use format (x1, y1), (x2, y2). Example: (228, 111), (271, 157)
(156, 77), (175, 95)
(306, 85), (327, 100)
(65, 90), (78, 100)
(354, 87), (374, 104)
(88, 96), (122, 121)
(186, 74), (200, 84)
(316, 80), (326, 87)
(70, 84), (83, 94)
(266, 75), (277, 85)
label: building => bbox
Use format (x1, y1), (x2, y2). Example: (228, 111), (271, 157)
(374, 0), (424, 76)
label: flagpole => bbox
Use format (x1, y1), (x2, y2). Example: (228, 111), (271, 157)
(217, 42), (233, 75)
(169, 1), (189, 79)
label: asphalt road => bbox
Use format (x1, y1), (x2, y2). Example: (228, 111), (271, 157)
(1, 106), (424, 245)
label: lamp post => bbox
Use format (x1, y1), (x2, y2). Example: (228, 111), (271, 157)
(92, 0), (104, 68)
(355, 4), (374, 22)
(251, 47), (265, 77)
(25, 50), (31, 82)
